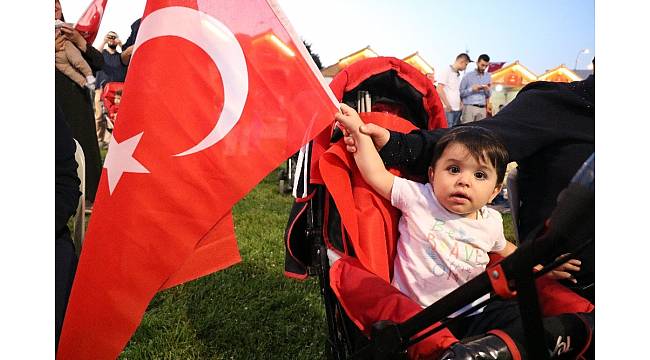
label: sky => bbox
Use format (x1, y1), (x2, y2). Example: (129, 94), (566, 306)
(60, 0), (595, 75)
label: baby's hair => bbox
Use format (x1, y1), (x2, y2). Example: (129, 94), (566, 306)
(115, 89), (123, 96)
(430, 126), (509, 184)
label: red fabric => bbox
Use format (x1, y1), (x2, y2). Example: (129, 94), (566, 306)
(330, 257), (458, 359)
(74, 0), (107, 44)
(57, 1), (337, 359)
(328, 56), (447, 131)
(320, 112), (418, 281)
(310, 56), (447, 186)
(535, 277), (594, 315)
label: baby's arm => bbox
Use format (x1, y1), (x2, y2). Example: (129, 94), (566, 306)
(495, 242), (581, 283)
(335, 104), (394, 200)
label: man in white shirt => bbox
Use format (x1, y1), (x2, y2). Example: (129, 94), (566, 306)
(437, 53), (471, 127)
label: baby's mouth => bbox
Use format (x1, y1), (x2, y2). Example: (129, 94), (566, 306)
(450, 192), (470, 202)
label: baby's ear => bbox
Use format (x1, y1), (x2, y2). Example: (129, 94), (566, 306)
(427, 166), (435, 182)
(489, 184), (503, 201)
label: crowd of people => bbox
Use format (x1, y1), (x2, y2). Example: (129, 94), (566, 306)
(428, 52), (494, 127)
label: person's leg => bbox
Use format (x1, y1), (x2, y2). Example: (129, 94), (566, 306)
(446, 111), (457, 127)
(442, 300), (594, 359)
(65, 43), (94, 78)
(94, 88), (107, 145)
(55, 232), (78, 350)
(475, 107), (487, 121)
(55, 60), (87, 88)
(453, 111), (462, 127)
(460, 105), (473, 124)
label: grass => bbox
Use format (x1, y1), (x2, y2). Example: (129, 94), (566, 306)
(119, 171), (327, 359)
(103, 167), (516, 359)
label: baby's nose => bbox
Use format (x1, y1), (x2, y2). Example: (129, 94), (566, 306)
(456, 173), (471, 186)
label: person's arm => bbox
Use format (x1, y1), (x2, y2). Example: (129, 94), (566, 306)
(436, 84), (451, 111)
(61, 25), (104, 71)
(121, 46), (134, 66)
(483, 82), (492, 99)
(495, 242), (581, 283)
(336, 104), (394, 200)
(495, 241), (516, 257)
(378, 128), (447, 176)
(459, 75), (471, 99)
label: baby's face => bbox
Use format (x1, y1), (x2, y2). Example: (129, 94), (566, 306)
(428, 143), (501, 219)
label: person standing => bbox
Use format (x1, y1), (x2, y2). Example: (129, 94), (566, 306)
(459, 54), (492, 123)
(93, 31), (127, 148)
(437, 53), (471, 127)
(55, 0), (103, 206)
(55, 103), (81, 350)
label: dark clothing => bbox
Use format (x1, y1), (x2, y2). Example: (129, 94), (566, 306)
(380, 76), (595, 298)
(55, 105), (81, 237)
(95, 49), (127, 88)
(123, 18), (141, 49)
(55, 42), (104, 202)
(55, 104), (81, 349)
(448, 300), (592, 359)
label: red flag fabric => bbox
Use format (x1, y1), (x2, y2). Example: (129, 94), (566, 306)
(74, 0), (107, 44)
(57, 0), (338, 358)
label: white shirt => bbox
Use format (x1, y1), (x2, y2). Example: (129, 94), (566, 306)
(390, 176), (506, 313)
(437, 65), (463, 111)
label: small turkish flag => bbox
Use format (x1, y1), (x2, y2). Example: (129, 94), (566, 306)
(74, 0), (107, 44)
(57, 0), (338, 358)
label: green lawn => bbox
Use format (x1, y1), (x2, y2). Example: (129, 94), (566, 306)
(119, 171), (326, 359)
(113, 169), (515, 359)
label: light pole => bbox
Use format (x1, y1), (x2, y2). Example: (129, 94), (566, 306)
(574, 48), (590, 70)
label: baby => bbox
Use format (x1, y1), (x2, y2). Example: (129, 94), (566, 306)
(55, 20), (96, 90)
(335, 104), (587, 359)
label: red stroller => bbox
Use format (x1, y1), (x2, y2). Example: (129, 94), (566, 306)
(283, 57), (594, 359)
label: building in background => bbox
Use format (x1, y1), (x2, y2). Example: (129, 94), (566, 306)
(321, 47), (434, 81)
(320, 49), (593, 115)
(537, 64), (581, 82)
(321, 46), (379, 79)
(488, 60), (538, 114)
(489, 62), (593, 114)
(402, 52), (435, 75)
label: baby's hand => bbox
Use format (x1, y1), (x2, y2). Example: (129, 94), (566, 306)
(335, 103), (364, 135)
(533, 254), (581, 284)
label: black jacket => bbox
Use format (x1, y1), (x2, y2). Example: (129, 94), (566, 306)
(55, 104), (81, 239)
(55, 43), (104, 202)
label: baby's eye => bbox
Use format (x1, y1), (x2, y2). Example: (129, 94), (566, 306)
(474, 171), (488, 180)
(447, 165), (460, 174)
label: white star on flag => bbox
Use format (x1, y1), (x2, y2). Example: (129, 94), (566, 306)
(103, 132), (150, 194)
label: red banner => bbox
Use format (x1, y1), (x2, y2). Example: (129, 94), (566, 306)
(57, 1), (338, 358)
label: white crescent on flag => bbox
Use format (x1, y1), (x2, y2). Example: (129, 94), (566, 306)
(133, 6), (249, 157)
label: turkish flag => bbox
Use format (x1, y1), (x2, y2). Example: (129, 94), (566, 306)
(74, 0), (107, 44)
(57, 0), (338, 358)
